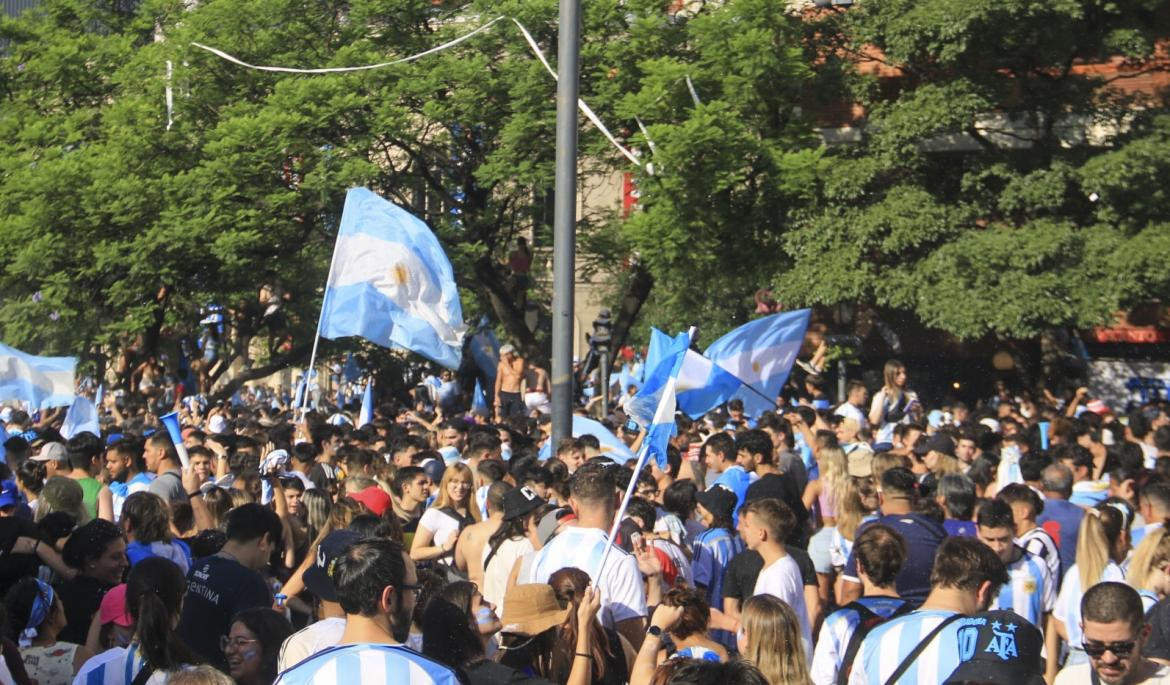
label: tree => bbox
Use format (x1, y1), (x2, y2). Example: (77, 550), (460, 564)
(0, 0), (672, 391)
(772, 0), (1170, 341)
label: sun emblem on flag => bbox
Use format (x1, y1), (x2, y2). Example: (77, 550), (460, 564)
(752, 361), (761, 373)
(390, 264), (409, 285)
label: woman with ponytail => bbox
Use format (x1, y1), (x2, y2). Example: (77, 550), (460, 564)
(5, 576), (92, 684)
(1053, 499), (1134, 666)
(1126, 525), (1170, 612)
(73, 557), (202, 683)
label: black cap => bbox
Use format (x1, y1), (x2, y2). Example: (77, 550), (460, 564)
(943, 610), (1046, 685)
(696, 486), (737, 520)
(503, 486), (546, 521)
(302, 530), (361, 603)
(914, 432), (955, 458)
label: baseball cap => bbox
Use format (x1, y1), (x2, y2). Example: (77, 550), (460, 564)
(31, 442), (67, 463)
(943, 610), (1046, 685)
(302, 530), (361, 603)
(0, 481), (19, 509)
(914, 433), (955, 458)
(1086, 399), (1112, 415)
(207, 415), (229, 435)
(502, 486), (545, 521)
(348, 486), (393, 517)
(696, 486), (737, 520)
(846, 450), (874, 478)
(99, 584), (133, 627)
(499, 344), (516, 355)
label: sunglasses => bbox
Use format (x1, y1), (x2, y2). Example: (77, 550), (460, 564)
(1082, 640), (1137, 658)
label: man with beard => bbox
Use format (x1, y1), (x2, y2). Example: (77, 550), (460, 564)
(273, 538), (460, 684)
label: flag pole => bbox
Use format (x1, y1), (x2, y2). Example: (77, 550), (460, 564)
(299, 226), (344, 419)
(590, 326), (696, 585)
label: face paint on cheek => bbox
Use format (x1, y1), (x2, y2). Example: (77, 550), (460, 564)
(240, 649), (259, 662)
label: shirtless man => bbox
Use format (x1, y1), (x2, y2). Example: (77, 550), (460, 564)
(524, 364), (551, 415)
(494, 344), (526, 420)
(455, 481), (508, 588)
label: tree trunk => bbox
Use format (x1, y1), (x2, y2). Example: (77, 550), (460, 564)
(207, 341), (313, 403)
(471, 255), (548, 367)
(601, 264), (654, 373)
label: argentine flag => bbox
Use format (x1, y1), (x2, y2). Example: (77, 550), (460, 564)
(538, 414), (635, 464)
(358, 379), (374, 428)
(627, 333), (743, 427)
(705, 309), (811, 417)
(638, 331), (697, 469)
(0, 343), (75, 409)
(61, 394), (101, 439)
(319, 188), (468, 369)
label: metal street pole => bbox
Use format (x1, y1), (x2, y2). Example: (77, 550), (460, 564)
(550, 0), (580, 448)
(600, 348), (610, 418)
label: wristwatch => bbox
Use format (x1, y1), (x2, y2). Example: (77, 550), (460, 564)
(646, 625), (663, 639)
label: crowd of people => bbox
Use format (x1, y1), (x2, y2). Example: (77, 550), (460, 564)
(0, 352), (1167, 685)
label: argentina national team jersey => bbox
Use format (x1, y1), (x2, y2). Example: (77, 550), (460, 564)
(690, 527), (743, 609)
(527, 526), (647, 629)
(274, 643), (460, 685)
(849, 609), (964, 685)
(990, 548), (1054, 629)
(1018, 526), (1060, 588)
(810, 596), (909, 685)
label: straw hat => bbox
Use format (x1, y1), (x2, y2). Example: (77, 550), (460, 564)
(500, 584), (571, 636)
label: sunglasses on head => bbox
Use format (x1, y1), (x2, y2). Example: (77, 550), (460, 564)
(1082, 640), (1137, 658)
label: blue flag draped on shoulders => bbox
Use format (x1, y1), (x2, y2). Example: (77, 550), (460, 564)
(704, 309), (811, 417)
(319, 188), (468, 369)
(0, 343), (75, 410)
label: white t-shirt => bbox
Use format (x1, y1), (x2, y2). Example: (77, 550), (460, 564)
(1056, 561), (1125, 656)
(834, 402), (868, 429)
(753, 553), (812, 658)
(278, 617), (346, 672)
(527, 526), (647, 629)
(481, 537), (534, 610)
(419, 507), (464, 564)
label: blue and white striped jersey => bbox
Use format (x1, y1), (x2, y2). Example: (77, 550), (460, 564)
(274, 644), (460, 685)
(1018, 525), (1060, 588)
(72, 643), (168, 685)
(691, 527), (743, 609)
(528, 526), (647, 629)
(810, 596), (910, 685)
(990, 548), (1054, 630)
(849, 609), (965, 685)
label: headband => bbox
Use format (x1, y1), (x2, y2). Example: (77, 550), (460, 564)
(19, 579), (55, 648)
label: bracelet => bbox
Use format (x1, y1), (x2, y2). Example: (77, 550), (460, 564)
(32, 540), (40, 554)
(187, 491), (202, 498)
(574, 652), (593, 660)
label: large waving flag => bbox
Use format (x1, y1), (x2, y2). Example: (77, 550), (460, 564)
(641, 327), (674, 382)
(319, 188), (468, 369)
(627, 334), (743, 426)
(0, 343), (75, 410)
(61, 395), (101, 439)
(633, 332), (700, 469)
(705, 309), (811, 417)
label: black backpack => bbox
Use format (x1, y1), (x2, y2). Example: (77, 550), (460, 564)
(835, 599), (915, 685)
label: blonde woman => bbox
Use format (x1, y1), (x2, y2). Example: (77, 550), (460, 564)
(868, 360), (918, 445)
(1127, 526), (1170, 612)
(803, 446), (848, 612)
(1053, 500), (1133, 666)
(411, 462), (479, 565)
(738, 595), (813, 685)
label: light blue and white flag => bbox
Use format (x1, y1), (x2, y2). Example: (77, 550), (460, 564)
(94, 384), (104, 413)
(292, 371), (306, 409)
(468, 325), (501, 388)
(538, 414), (636, 464)
(471, 378), (489, 416)
(627, 334), (743, 427)
(319, 188), (468, 369)
(61, 395), (100, 439)
(0, 343), (75, 410)
(642, 328), (674, 383)
(704, 309), (811, 417)
(0, 423), (8, 463)
(358, 379), (374, 428)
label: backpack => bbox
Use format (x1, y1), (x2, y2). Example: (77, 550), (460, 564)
(836, 599), (915, 685)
